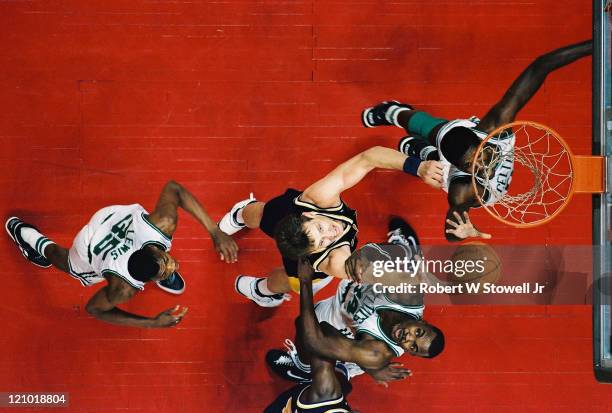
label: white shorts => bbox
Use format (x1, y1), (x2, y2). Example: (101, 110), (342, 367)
(67, 206), (115, 287)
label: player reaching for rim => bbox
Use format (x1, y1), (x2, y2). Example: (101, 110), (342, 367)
(5, 180), (237, 328)
(361, 40), (592, 241)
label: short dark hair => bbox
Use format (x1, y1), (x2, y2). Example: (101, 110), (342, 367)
(127, 248), (160, 282)
(424, 324), (445, 358)
(274, 214), (313, 259)
(440, 126), (481, 169)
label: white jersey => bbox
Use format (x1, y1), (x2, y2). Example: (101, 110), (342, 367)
(330, 280), (424, 358)
(436, 119), (515, 205)
(67, 204), (172, 289)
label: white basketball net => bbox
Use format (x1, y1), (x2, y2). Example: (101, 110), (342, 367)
(473, 122), (574, 227)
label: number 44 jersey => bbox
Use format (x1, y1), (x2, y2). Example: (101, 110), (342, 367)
(67, 204), (172, 289)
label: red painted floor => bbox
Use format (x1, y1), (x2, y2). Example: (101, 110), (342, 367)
(0, 1), (605, 412)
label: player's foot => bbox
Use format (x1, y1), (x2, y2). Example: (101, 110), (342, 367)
(218, 193), (256, 235)
(235, 275), (290, 307)
(387, 216), (420, 251)
(266, 340), (311, 383)
(361, 100), (413, 128)
(156, 271), (186, 295)
(5, 217), (51, 268)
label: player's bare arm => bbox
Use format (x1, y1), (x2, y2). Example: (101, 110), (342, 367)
(85, 275), (188, 328)
(298, 259), (393, 370)
(148, 180), (238, 263)
(479, 40), (592, 133)
(444, 177), (490, 242)
(301, 146), (443, 208)
(305, 356), (344, 404)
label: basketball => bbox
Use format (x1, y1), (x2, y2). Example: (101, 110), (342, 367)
(447, 242), (502, 285)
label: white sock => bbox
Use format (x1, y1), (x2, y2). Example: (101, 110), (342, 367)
(20, 227), (55, 258)
(387, 106), (411, 128)
(235, 209), (245, 225)
(255, 278), (276, 297)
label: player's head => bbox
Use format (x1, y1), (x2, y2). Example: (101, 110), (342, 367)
(274, 212), (344, 259)
(391, 319), (445, 358)
(441, 126), (481, 172)
(127, 246), (178, 283)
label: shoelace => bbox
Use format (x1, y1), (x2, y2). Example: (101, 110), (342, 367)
(273, 354), (293, 366)
(387, 228), (407, 245)
(283, 339), (311, 373)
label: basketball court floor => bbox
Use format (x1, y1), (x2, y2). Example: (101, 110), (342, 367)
(0, 1), (610, 412)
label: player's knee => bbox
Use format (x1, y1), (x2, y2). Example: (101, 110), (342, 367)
(243, 202), (264, 228)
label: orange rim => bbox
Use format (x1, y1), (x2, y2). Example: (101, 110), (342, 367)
(470, 120), (576, 228)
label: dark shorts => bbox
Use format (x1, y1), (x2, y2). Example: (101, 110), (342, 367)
(260, 188), (328, 279)
(260, 188), (302, 237)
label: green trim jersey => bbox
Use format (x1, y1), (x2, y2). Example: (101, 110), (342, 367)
(330, 280), (424, 357)
(67, 204), (172, 289)
(436, 118), (515, 205)
(292, 195), (358, 273)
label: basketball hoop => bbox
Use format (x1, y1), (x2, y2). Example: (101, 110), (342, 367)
(471, 121), (606, 228)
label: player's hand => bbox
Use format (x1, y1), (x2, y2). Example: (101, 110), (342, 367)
(211, 227), (239, 263)
(344, 250), (369, 284)
(445, 211), (492, 240)
(368, 362), (412, 387)
(297, 258), (315, 282)
(153, 305), (188, 328)
(417, 160), (444, 189)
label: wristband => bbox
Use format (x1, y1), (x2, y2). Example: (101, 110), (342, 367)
(402, 156), (422, 176)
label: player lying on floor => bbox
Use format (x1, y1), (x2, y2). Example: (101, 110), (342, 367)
(266, 218), (444, 386)
(220, 146), (445, 307)
(361, 39), (592, 241)
(5, 180), (237, 328)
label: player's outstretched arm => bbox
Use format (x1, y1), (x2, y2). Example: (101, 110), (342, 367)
(479, 40), (592, 133)
(148, 180), (238, 263)
(297, 259), (389, 370)
(301, 146), (443, 208)
(304, 353), (344, 404)
(85, 276), (188, 328)
(445, 178), (489, 242)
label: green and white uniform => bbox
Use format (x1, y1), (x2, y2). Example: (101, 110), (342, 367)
(314, 280), (424, 360)
(67, 204), (172, 289)
(436, 118), (515, 205)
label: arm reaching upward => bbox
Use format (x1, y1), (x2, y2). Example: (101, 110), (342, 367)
(297, 259), (390, 370)
(479, 40), (592, 133)
(302, 146), (443, 208)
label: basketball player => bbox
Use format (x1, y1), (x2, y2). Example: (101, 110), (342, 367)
(361, 40), (592, 241)
(264, 263), (355, 413)
(219, 146), (445, 307)
(5, 180), (237, 328)
(266, 218), (444, 385)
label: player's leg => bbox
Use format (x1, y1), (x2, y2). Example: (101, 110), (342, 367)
(218, 193), (259, 235)
(235, 267), (291, 307)
(479, 40), (592, 132)
(41, 244), (70, 273)
(5, 217), (60, 269)
(362, 101), (448, 146)
(398, 135), (440, 161)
